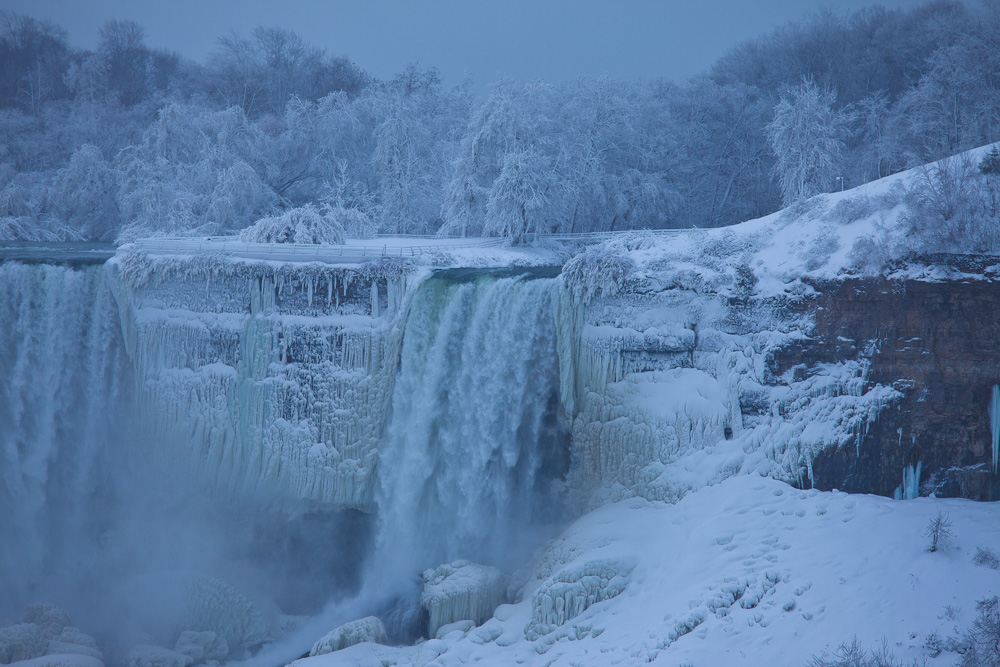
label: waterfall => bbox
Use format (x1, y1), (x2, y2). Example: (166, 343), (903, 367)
(374, 271), (568, 575)
(0, 261), (130, 616)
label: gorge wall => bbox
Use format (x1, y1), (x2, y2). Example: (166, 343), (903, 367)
(788, 276), (1000, 501)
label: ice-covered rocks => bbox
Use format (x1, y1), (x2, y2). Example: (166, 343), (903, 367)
(45, 628), (102, 661)
(421, 561), (509, 637)
(0, 624), (48, 664)
(309, 616), (386, 656)
(525, 558), (634, 640)
(172, 632), (227, 663)
(123, 571), (268, 658)
(124, 645), (193, 667)
(0, 606), (101, 666)
(6, 656), (104, 667)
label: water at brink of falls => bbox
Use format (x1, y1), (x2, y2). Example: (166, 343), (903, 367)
(0, 262), (130, 615)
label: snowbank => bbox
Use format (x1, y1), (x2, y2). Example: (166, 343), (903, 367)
(288, 474), (1000, 666)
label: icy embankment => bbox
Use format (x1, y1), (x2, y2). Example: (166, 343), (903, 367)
(106, 247), (420, 510)
(292, 474), (1000, 667)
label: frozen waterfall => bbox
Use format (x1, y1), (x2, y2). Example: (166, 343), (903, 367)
(374, 270), (568, 575)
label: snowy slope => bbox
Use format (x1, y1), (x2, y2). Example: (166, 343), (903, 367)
(293, 474), (1000, 666)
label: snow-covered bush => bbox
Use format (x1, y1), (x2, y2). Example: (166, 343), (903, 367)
(238, 204), (345, 244)
(903, 153), (1000, 254)
(309, 616), (386, 656)
(973, 546), (1000, 570)
(562, 244), (636, 304)
(960, 597), (1000, 667)
(806, 637), (918, 667)
(846, 219), (905, 277)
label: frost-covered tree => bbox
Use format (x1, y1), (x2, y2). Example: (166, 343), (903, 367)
(767, 78), (848, 205)
(238, 204), (344, 244)
(484, 148), (549, 243)
(50, 144), (119, 239)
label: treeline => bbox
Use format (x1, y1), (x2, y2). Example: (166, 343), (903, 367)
(1, 1), (999, 242)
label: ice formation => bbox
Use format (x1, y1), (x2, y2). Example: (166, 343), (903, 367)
(524, 558), (634, 640)
(308, 617), (386, 656)
(421, 561), (509, 638)
(374, 272), (566, 572)
(106, 249), (416, 510)
(990, 384), (1000, 474)
(0, 606), (101, 666)
(124, 645), (193, 667)
(894, 462), (923, 500)
(173, 631), (228, 664)
(558, 281), (901, 507)
(123, 571), (270, 657)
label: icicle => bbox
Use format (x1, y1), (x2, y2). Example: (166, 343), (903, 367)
(989, 385), (1000, 474)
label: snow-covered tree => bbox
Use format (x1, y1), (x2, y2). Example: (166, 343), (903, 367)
(767, 77), (848, 206)
(238, 204), (345, 244)
(484, 148), (548, 243)
(50, 144), (119, 239)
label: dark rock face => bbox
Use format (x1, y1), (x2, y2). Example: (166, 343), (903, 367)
(778, 278), (1000, 501)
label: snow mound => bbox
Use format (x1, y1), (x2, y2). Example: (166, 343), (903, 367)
(238, 205), (345, 245)
(309, 617), (386, 656)
(524, 557), (635, 640)
(421, 561), (509, 638)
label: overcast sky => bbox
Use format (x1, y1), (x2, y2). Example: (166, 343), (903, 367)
(8, 0), (921, 88)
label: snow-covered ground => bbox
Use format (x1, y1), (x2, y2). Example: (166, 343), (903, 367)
(295, 474), (1000, 666)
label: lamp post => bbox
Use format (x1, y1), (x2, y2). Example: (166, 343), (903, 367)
(836, 176), (844, 192)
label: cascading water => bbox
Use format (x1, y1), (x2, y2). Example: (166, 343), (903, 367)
(374, 270), (568, 577)
(0, 261), (130, 618)
(2, 256), (569, 662)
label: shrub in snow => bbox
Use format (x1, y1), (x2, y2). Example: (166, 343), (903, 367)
(806, 637), (918, 667)
(732, 260), (758, 300)
(309, 616), (387, 656)
(960, 597), (1000, 667)
(973, 546), (1000, 570)
(562, 245), (636, 304)
(421, 560), (509, 638)
(925, 511), (953, 553)
(238, 204), (345, 244)
(903, 153), (1000, 254)
(525, 558), (634, 640)
(846, 220), (905, 277)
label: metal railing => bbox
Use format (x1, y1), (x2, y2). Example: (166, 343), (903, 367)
(131, 229), (691, 263)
